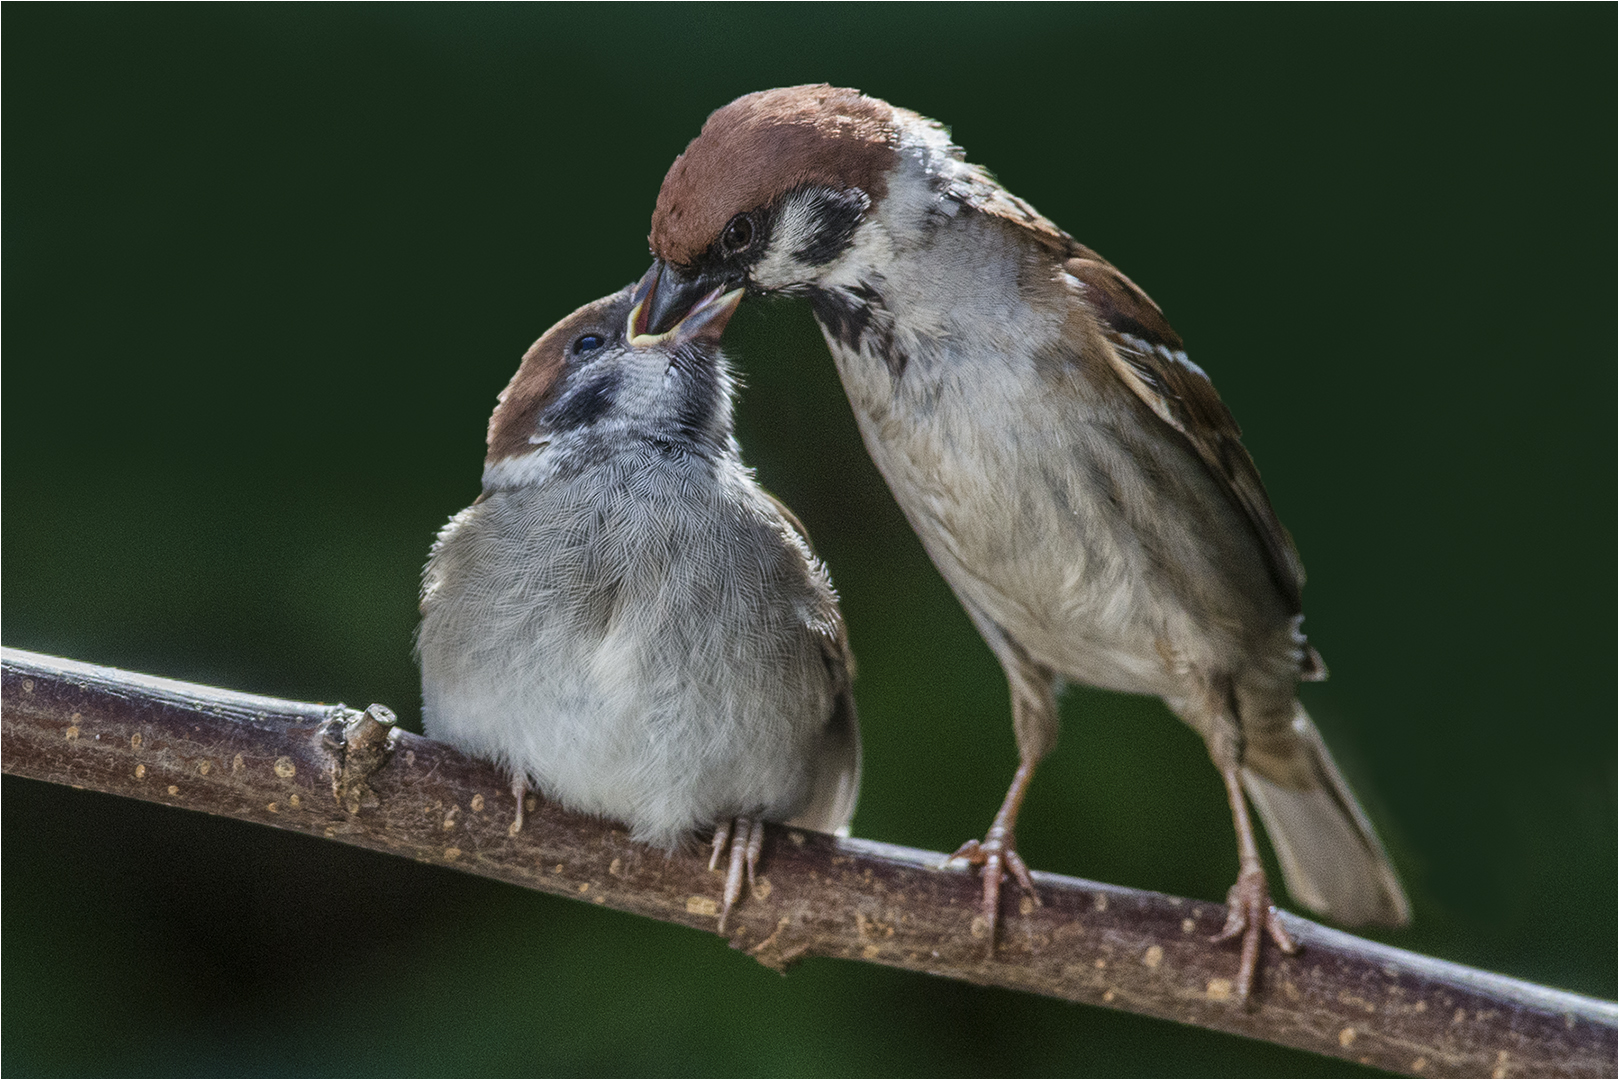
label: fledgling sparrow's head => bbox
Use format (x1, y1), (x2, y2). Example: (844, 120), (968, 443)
(480, 275), (745, 493)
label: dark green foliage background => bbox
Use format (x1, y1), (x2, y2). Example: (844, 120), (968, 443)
(4, 6), (1613, 1075)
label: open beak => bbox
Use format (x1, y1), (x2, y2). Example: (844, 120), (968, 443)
(628, 259), (743, 341)
(627, 261), (744, 348)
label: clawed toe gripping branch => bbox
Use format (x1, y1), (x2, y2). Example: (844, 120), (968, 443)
(2, 648), (1613, 1079)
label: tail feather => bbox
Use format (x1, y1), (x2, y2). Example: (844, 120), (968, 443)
(1241, 705), (1410, 927)
(782, 682), (861, 837)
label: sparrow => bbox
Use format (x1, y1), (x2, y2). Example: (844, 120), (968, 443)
(416, 279), (860, 927)
(634, 85), (1409, 999)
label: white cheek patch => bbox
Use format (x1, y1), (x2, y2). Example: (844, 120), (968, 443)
(818, 218), (891, 293)
(482, 445), (557, 490)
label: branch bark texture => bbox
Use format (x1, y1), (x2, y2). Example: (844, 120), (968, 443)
(2, 647), (1612, 1078)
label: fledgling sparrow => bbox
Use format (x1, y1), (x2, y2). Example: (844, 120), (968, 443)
(416, 280), (860, 926)
(635, 85), (1408, 999)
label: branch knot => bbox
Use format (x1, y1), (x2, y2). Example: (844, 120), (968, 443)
(324, 703), (397, 814)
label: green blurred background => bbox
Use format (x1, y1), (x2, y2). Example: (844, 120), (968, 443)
(5, 5), (1613, 1075)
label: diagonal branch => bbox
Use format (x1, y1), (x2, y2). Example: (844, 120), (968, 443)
(2, 646), (1612, 1078)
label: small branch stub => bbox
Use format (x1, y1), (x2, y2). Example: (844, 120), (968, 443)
(326, 703), (398, 814)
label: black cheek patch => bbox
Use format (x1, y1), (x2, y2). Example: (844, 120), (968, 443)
(793, 188), (868, 267)
(544, 371), (620, 431)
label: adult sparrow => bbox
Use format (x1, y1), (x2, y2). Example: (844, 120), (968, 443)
(635, 84), (1408, 998)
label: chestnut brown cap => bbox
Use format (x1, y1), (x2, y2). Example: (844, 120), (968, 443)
(485, 293), (626, 465)
(649, 85), (900, 267)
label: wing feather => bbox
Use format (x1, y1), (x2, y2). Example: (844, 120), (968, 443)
(1062, 253), (1307, 612)
(760, 489), (861, 833)
(968, 178), (1313, 642)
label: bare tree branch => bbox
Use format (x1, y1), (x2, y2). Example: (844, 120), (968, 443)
(2, 646), (1612, 1078)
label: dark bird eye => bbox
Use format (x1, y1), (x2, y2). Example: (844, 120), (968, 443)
(572, 334), (604, 356)
(721, 214), (754, 253)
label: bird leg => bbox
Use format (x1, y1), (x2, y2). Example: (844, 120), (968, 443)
(508, 774), (528, 837)
(948, 616), (1055, 948)
(1210, 762), (1298, 1003)
(950, 756), (1042, 947)
(709, 817), (765, 932)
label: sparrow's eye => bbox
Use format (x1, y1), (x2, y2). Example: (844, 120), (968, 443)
(721, 214), (754, 254)
(572, 334), (605, 356)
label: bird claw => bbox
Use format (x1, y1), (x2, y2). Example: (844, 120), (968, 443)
(1210, 865), (1299, 1004)
(710, 817), (765, 932)
(948, 832), (1040, 948)
(508, 775), (527, 837)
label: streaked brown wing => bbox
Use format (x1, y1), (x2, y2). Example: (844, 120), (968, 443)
(1065, 252), (1308, 612)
